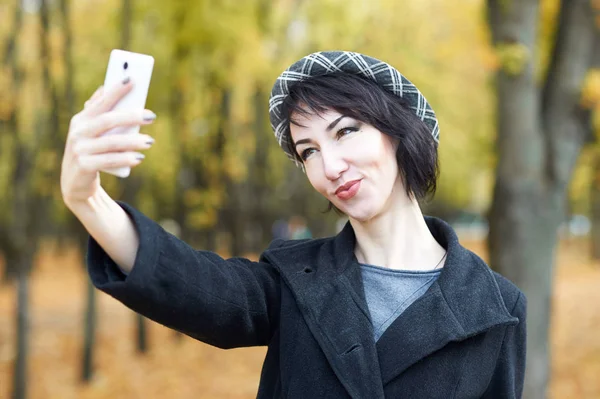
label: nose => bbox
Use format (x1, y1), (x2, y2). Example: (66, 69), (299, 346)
(321, 146), (348, 181)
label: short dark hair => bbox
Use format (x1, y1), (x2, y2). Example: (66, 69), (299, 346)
(280, 72), (439, 201)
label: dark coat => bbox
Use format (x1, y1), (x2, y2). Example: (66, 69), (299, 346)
(87, 202), (527, 398)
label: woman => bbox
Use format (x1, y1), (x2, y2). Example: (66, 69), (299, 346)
(61, 51), (526, 398)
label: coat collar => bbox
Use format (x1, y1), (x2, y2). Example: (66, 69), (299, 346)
(264, 216), (518, 397)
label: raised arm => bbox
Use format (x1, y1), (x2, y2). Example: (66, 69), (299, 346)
(61, 80), (155, 273)
(69, 188), (139, 274)
(86, 200), (282, 348)
(61, 82), (282, 348)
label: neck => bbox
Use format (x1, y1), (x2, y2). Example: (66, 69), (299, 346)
(350, 188), (446, 271)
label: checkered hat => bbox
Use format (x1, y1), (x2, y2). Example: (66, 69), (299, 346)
(269, 51), (440, 165)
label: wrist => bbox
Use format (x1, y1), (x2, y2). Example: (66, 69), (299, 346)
(66, 189), (115, 220)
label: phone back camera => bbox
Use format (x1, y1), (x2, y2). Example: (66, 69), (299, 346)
(123, 62), (128, 70)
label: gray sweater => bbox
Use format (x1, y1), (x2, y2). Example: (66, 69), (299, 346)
(360, 263), (441, 341)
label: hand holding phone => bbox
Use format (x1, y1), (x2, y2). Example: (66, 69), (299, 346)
(101, 49), (154, 178)
(61, 82), (155, 209)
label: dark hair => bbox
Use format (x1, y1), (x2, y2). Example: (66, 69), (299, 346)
(280, 72), (439, 202)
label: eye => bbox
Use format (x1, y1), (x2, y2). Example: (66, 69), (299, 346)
(300, 148), (316, 161)
(336, 126), (359, 139)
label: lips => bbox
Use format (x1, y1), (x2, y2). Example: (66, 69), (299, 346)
(334, 179), (361, 200)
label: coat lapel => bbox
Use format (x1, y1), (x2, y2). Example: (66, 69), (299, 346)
(265, 217), (519, 394)
(375, 217), (520, 384)
(265, 223), (385, 399)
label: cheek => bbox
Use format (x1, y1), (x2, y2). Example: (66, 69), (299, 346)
(355, 137), (395, 169)
(366, 137), (399, 185)
(306, 168), (327, 195)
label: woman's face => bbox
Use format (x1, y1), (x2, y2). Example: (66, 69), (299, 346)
(290, 109), (404, 222)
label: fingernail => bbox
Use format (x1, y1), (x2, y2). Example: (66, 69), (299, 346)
(143, 110), (156, 121)
(146, 137), (155, 145)
(122, 76), (130, 84)
(135, 153), (145, 160)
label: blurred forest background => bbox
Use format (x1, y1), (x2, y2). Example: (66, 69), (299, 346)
(0, 0), (599, 398)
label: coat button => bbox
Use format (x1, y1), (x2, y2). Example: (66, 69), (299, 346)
(303, 267), (313, 274)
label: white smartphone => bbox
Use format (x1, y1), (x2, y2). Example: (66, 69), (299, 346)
(101, 49), (154, 178)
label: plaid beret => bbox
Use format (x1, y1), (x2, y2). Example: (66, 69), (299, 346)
(269, 51), (440, 165)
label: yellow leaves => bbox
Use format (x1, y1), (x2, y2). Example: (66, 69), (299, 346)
(184, 188), (222, 229)
(36, 150), (58, 173)
(33, 150), (58, 198)
(581, 69), (600, 110)
(594, 0), (600, 26)
(480, 46), (502, 72)
(0, 66), (16, 121)
(188, 209), (217, 230)
(224, 152), (247, 182)
(183, 188), (204, 208)
(537, 0), (560, 80)
(569, 147), (594, 213)
(498, 0), (513, 14)
(495, 42), (532, 76)
(580, 69), (600, 139)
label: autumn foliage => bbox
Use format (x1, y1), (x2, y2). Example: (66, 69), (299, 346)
(0, 239), (598, 398)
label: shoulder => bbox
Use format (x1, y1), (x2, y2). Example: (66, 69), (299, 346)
(463, 247), (526, 317)
(266, 235), (336, 250)
(491, 270), (527, 316)
(261, 236), (332, 259)
(259, 236), (340, 273)
(265, 238), (313, 250)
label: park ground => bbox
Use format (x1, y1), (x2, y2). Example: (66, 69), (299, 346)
(0, 238), (599, 398)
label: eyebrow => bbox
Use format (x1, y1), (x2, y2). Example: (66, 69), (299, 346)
(326, 115), (346, 132)
(293, 115), (348, 148)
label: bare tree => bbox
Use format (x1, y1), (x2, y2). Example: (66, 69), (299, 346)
(3, 0), (53, 396)
(0, 1), (24, 284)
(487, 0), (598, 396)
(588, 43), (600, 260)
(591, 152), (600, 259)
(5, 3), (30, 399)
(114, 0), (150, 354)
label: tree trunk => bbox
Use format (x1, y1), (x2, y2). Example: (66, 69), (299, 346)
(115, 0), (151, 355)
(11, 252), (32, 399)
(136, 313), (148, 353)
(10, 18), (36, 399)
(1, 6), (34, 399)
(0, 0), (24, 283)
(71, 219), (95, 382)
(588, 39), (600, 260)
(591, 151), (600, 259)
(120, 0), (132, 51)
(252, 87), (274, 248)
(487, 0), (597, 397)
(168, 13), (191, 342)
(39, 0), (60, 141)
(81, 278), (97, 382)
(59, 0), (75, 128)
(215, 88), (236, 254)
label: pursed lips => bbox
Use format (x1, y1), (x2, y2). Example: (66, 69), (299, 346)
(334, 179), (362, 195)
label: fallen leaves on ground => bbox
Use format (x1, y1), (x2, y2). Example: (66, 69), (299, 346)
(0, 238), (598, 398)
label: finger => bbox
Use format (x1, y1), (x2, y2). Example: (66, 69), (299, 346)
(90, 85), (104, 102)
(83, 86), (105, 109)
(72, 108), (156, 139)
(87, 77), (133, 116)
(72, 133), (155, 156)
(77, 151), (145, 173)
(86, 86), (104, 104)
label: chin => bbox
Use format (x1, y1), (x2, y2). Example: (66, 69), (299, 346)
(336, 201), (381, 223)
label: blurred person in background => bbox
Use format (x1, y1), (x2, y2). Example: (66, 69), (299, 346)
(288, 215), (312, 240)
(61, 51), (526, 398)
(271, 218), (290, 240)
